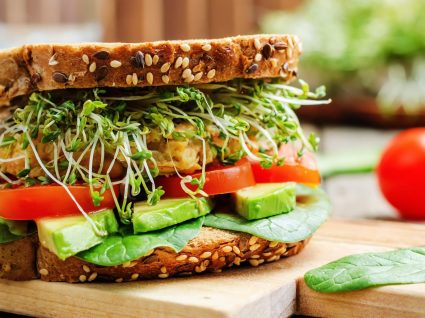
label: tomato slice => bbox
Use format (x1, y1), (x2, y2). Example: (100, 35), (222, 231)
(156, 158), (256, 198)
(0, 185), (119, 220)
(251, 144), (321, 185)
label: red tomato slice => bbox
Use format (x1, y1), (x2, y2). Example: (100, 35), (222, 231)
(156, 158), (256, 198)
(0, 185), (119, 220)
(251, 144), (321, 185)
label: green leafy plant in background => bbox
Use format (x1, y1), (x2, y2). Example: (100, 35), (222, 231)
(305, 247), (425, 292)
(261, 0), (425, 113)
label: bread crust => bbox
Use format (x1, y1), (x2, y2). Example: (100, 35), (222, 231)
(0, 34), (301, 106)
(37, 227), (309, 283)
(0, 234), (38, 281)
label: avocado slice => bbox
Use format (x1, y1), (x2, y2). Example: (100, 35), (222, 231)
(235, 183), (296, 220)
(132, 198), (213, 233)
(37, 209), (118, 260)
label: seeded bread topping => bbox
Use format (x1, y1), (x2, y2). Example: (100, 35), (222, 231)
(0, 34), (301, 106)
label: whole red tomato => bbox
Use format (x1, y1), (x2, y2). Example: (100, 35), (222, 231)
(377, 128), (425, 220)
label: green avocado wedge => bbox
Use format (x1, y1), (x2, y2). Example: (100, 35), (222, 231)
(37, 209), (119, 260)
(132, 197), (213, 233)
(235, 183), (296, 220)
(78, 216), (204, 266)
(305, 247), (425, 293)
(204, 185), (331, 243)
(0, 218), (33, 244)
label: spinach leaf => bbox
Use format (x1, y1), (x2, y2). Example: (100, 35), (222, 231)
(0, 218), (32, 244)
(204, 185), (330, 243)
(305, 248), (425, 293)
(78, 216), (204, 266)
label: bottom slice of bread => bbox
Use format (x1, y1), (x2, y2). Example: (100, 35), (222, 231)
(0, 234), (38, 280)
(37, 227), (309, 283)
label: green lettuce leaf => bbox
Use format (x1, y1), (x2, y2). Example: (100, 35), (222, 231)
(78, 216), (204, 266)
(305, 247), (425, 293)
(0, 218), (32, 244)
(204, 185), (330, 243)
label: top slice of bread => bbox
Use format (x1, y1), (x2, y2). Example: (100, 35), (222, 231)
(0, 34), (301, 106)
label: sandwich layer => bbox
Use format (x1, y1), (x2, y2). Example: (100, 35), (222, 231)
(0, 34), (301, 106)
(37, 227), (309, 283)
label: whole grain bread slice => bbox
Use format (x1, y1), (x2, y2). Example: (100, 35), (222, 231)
(37, 226), (309, 283)
(0, 34), (301, 106)
(0, 234), (38, 280)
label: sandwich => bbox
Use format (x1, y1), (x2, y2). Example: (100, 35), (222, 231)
(0, 35), (331, 283)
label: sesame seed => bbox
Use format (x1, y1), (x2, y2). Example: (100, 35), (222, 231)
(200, 251), (211, 259)
(232, 246), (241, 255)
(176, 254), (188, 261)
(249, 259), (260, 267)
(2, 263), (11, 272)
(250, 255), (260, 259)
(145, 54), (153, 66)
(263, 252), (272, 257)
(270, 58), (278, 68)
(258, 259), (265, 264)
(193, 72), (203, 81)
(279, 69), (288, 78)
(93, 50), (109, 60)
(234, 257), (241, 266)
(195, 266), (204, 273)
(39, 268), (49, 276)
(79, 275), (87, 282)
(193, 64), (202, 73)
(254, 53), (262, 62)
(175, 56), (183, 68)
(182, 57), (190, 69)
(115, 278), (123, 283)
(158, 273), (169, 278)
(182, 68), (192, 79)
(254, 38), (261, 50)
(110, 60), (122, 68)
(131, 273), (139, 280)
(147, 72), (153, 84)
(162, 75), (170, 84)
(207, 69), (216, 79)
(88, 272), (98, 281)
(160, 266), (167, 274)
(249, 236), (258, 246)
(52, 72), (68, 83)
(222, 245), (232, 253)
(267, 256), (278, 262)
(82, 265), (90, 273)
(132, 72), (138, 85)
(152, 55), (159, 65)
(269, 241), (279, 248)
(89, 62), (96, 73)
(202, 43), (212, 51)
(82, 54), (90, 65)
(275, 246), (287, 255)
(180, 43), (191, 52)
(188, 256), (199, 263)
(122, 261), (132, 268)
(250, 243), (261, 251)
(219, 256), (225, 262)
(203, 260), (210, 267)
(160, 62), (171, 73)
(126, 74), (132, 85)
(48, 54), (58, 66)
(68, 74), (76, 82)
(212, 252), (219, 261)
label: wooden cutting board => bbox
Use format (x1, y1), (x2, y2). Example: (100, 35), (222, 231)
(1, 218), (425, 318)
